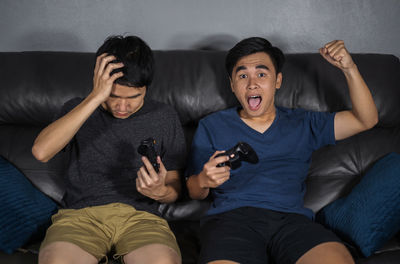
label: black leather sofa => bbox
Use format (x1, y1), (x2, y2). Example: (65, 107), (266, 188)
(0, 50), (399, 264)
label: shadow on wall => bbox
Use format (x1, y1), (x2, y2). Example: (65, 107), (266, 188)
(16, 31), (87, 52)
(190, 34), (289, 53)
(191, 34), (239, 51)
(166, 33), (239, 51)
(188, 34), (359, 57)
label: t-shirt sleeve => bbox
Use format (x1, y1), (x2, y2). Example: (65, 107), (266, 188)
(160, 109), (187, 172)
(307, 111), (336, 150)
(185, 119), (215, 178)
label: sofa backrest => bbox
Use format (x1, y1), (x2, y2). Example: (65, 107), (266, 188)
(0, 51), (399, 217)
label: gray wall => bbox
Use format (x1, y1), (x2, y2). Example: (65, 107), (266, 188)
(0, 0), (399, 57)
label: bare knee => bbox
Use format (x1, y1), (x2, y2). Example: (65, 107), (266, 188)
(39, 241), (97, 264)
(296, 242), (354, 264)
(39, 247), (56, 264)
(39, 243), (64, 264)
(124, 244), (181, 264)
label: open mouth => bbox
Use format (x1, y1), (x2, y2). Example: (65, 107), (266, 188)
(247, 95), (262, 111)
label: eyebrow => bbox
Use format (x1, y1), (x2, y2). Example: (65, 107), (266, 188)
(235, 65), (247, 73)
(109, 93), (141, 99)
(256, 65), (270, 71)
(235, 64), (270, 73)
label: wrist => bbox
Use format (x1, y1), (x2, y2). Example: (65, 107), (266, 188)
(187, 174), (210, 200)
(152, 185), (170, 201)
(196, 173), (209, 190)
(87, 91), (107, 105)
(342, 63), (358, 75)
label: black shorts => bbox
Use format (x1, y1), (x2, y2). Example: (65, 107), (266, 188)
(199, 207), (342, 264)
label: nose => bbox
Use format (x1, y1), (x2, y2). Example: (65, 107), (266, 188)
(116, 99), (129, 112)
(247, 76), (258, 90)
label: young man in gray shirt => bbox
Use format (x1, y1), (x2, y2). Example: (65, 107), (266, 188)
(32, 35), (186, 264)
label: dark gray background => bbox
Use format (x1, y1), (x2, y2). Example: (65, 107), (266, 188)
(0, 0), (399, 57)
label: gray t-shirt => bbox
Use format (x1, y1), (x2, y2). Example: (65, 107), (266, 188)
(57, 97), (186, 216)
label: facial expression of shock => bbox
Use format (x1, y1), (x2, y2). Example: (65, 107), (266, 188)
(102, 83), (146, 119)
(230, 52), (282, 119)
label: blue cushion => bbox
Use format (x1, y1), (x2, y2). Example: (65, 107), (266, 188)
(0, 156), (57, 254)
(317, 152), (400, 257)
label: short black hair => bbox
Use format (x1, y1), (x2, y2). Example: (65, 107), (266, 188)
(225, 37), (285, 78)
(96, 35), (154, 87)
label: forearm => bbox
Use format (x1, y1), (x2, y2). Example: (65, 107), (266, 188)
(152, 184), (180, 203)
(343, 65), (378, 128)
(186, 173), (210, 200)
(32, 93), (103, 162)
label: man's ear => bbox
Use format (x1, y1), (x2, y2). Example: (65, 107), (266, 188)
(275, 72), (283, 90)
(230, 77), (235, 93)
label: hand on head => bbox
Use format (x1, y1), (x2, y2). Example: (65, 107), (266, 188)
(91, 53), (124, 102)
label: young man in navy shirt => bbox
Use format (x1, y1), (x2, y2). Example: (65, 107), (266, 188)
(186, 37), (378, 264)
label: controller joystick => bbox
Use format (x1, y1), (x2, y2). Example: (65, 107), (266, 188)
(137, 137), (159, 172)
(215, 142), (259, 170)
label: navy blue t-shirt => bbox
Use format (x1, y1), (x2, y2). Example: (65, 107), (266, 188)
(186, 106), (336, 219)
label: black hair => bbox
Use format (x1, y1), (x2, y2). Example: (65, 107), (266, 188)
(96, 35), (154, 87)
(225, 37), (285, 78)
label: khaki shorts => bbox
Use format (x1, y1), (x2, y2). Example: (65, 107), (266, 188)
(40, 203), (180, 262)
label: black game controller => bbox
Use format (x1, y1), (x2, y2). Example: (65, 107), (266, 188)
(215, 142), (259, 170)
(137, 137), (159, 172)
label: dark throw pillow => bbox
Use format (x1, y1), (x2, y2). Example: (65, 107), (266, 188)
(317, 152), (400, 257)
(0, 156), (57, 254)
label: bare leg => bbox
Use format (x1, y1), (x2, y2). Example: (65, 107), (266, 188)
(296, 242), (354, 264)
(39, 241), (98, 264)
(123, 243), (181, 264)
